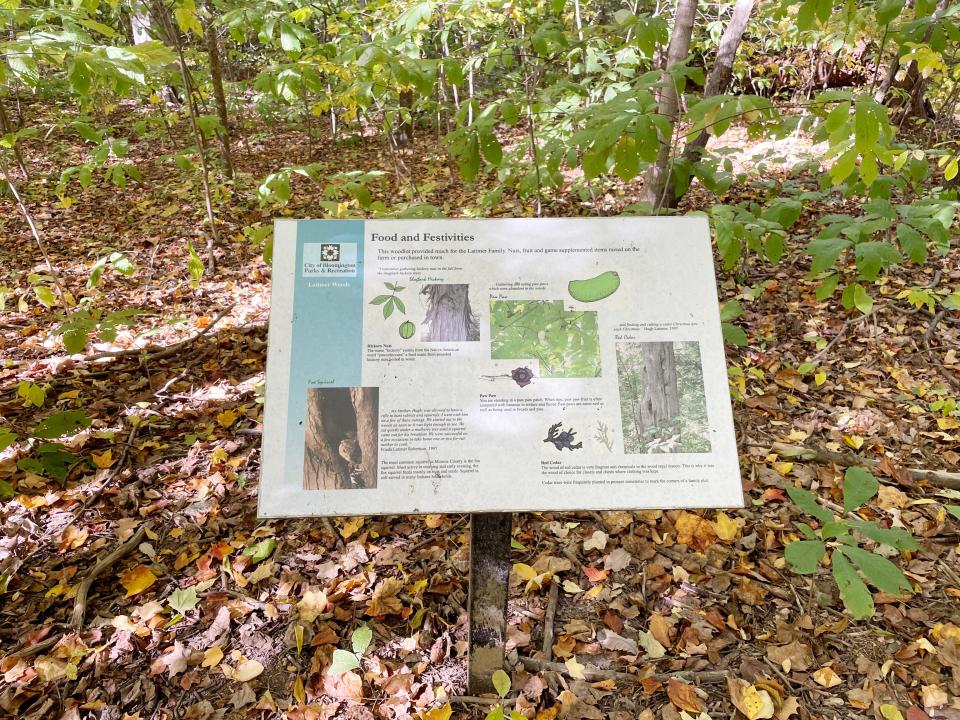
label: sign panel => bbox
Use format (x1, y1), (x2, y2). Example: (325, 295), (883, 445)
(260, 218), (742, 517)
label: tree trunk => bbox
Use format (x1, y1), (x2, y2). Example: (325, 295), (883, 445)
(397, 89), (414, 145)
(203, 0), (233, 178)
(640, 0), (698, 210)
(350, 387), (379, 490)
(662, 0), (754, 208)
(638, 342), (680, 436)
(421, 284), (478, 341)
(303, 389), (353, 490)
(875, 0), (948, 114)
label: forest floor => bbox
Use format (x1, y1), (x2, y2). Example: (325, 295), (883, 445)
(0, 104), (959, 720)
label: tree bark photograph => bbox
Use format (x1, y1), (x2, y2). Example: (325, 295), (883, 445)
(616, 341), (710, 453)
(303, 387), (379, 490)
(420, 284), (480, 342)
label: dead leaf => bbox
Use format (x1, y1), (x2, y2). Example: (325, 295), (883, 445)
(603, 547), (632, 571)
(675, 511), (717, 551)
(812, 666), (842, 688)
(667, 678), (704, 713)
(766, 640), (814, 672)
(297, 588), (328, 622)
(222, 658), (264, 682)
(583, 530), (608, 552)
(367, 577), (404, 616)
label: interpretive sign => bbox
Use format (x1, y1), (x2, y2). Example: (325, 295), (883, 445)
(259, 218), (742, 518)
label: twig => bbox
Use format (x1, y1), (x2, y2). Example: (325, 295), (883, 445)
(519, 656), (729, 684)
(3, 521), (153, 662)
(810, 309), (877, 365)
(73, 423), (138, 518)
(542, 579), (560, 661)
(71, 521), (153, 629)
(78, 305), (233, 362)
(768, 442), (960, 490)
(450, 696), (517, 706)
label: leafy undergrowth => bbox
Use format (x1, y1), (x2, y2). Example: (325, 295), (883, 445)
(1, 108), (959, 720)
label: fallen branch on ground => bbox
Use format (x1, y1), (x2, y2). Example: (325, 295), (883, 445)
(769, 442), (960, 490)
(79, 305), (234, 363)
(519, 656), (729, 684)
(5, 520), (154, 661)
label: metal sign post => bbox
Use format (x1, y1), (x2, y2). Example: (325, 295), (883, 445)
(467, 512), (512, 694)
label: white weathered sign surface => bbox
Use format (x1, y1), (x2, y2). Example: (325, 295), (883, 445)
(259, 218), (742, 517)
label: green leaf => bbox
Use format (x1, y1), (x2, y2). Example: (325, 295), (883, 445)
(816, 274), (840, 301)
(832, 548), (874, 619)
(492, 668), (511, 698)
(842, 467), (878, 512)
(383, 298), (395, 319)
(787, 486), (835, 524)
(35, 285), (57, 308)
(848, 519), (920, 551)
(807, 237), (850, 274)
(855, 242), (901, 281)
(33, 410), (92, 439)
(393, 296), (406, 314)
(841, 282), (873, 315)
(187, 242), (204, 288)
(369, 295), (391, 305)
(946, 506), (960, 520)
(876, 0), (905, 25)
(0, 429), (16, 453)
(327, 649), (360, 676)
(837, 546), (912, 595)
(854, 100), (880, 155)
(352, 625), (373, 655)
(168, 587), (200, 613)
(480, 130), (503, 167)
(63, 327), (89, 354)
(896, 223), (927, 264)
(614, 136), (639, 181)
(459, 133), (480, 182)
(722, 322), (748, 346)
(582, 146), (609, 180)
(719, 299), (743, 322)
(785, 539), (826, 574)
(484, 706), (505, 720)
(242, 538), (277, 564)
(0, 480), (12, 501)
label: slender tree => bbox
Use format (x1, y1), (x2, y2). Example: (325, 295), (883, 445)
(641, 0), (699, 210)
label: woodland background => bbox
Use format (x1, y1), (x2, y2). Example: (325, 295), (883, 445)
(0, 0), (959, 719)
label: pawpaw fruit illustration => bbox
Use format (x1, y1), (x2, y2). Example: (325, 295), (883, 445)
(568, 271), (620, 302)
(398, 320), (416, 339)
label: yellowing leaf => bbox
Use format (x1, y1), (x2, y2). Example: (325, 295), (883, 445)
(562, 579), (583, 594)
(91, 449), (114, 468)
(216, 409), (239, 428)
(293, 674), (306, 704)
(211, 446), (229, 464)
(714, 512), (740, 542)
(879, 704), (904, 720)
(843, 435), (864, 450)
(338, 516), (363, 539)
(565, 656), (586, 680)
(202, 646), (223, 667)
(418, 703), (453, 720)
(120, 565), (158, 598)
(513, 563), (537, 581)
(772, 462), (794, 476)
(937, 417), (960, 430)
